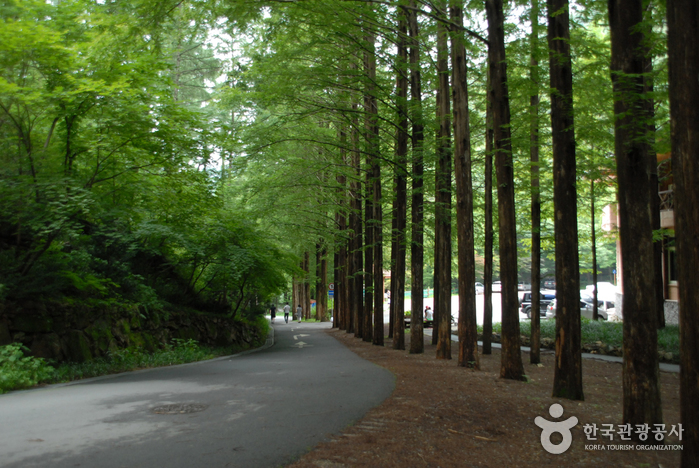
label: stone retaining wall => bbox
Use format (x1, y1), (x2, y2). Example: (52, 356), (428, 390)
(0, 301), (264, 363)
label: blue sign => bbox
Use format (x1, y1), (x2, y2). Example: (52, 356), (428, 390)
(328, 290), (334, 297)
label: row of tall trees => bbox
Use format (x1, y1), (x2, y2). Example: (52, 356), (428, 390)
(213, 0), (696, 462)
(2, 0), (696, 463)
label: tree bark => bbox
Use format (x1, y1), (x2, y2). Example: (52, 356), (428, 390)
(320, 243), (328, 322)
(304, 251), (311, 320)
(549, 0), (583, 399)
(450, 1), (478, 368)
(408, 0), (425, 354)
(667, 0), (699, 463)
(350, 168), (363, 335)
(483, 71), (494, 356)
(485, 0), (525, 381)
(368, 46), (384, 347)
(434, 6), (452, 360)
(641, 11), (665, 329)
(591, 180), (599, 321)
(363, 120), (375, 343)
(609, 0), (661, 425)
(392, 4), (409, 351)
(529, 0), (542, 365)
(349, 76), (364, 338)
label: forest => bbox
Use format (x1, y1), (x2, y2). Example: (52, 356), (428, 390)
(1, 0), (697, 465)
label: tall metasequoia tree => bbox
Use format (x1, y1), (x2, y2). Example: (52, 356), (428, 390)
(591, 179), (600, 321)
(362, 26), (378, 342)
(450, 0), (479, 368)
(408, 0), (425, 354)
(304, 251), (311, 319)
(549, 0), (583, 399)
(364, 26), (384, 347)
(333, 248), (340, 328)
(666, 0), (699, 463)
(350, 97), (364, 338)
(482, 71), (494, 356)
(485, 0), (525, 380)
(392, 4), (409, 351)
(348, 70), (364, 338)
(434, 7), (452, 358)
(641, 7), (665, 330)
(320, 242), (328, 321)
(529, 0), (542, 364)
(336, 168), (349, 330)
(609, 0), (661, 425)
(363, 158), (374, 342)
(316, 242), (323, 321)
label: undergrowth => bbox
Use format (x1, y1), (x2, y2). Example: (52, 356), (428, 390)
(0, 338), (250, 395)
(480, 319), (680, 356)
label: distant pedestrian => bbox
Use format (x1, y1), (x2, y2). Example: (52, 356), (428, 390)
(283, 303), (290, 323)
(424, 306), (433, 321)
(270, 304), (276, 323)
(296, 304), (303, 323)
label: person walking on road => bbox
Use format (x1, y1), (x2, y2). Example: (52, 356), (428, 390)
(283, 303), (290, 323)
(270, 304), (276, 323)
(296, 304), (303, 323)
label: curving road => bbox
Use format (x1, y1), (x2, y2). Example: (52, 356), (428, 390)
(0, 322), (394, 468)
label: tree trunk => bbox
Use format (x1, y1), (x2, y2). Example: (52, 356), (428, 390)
(349, 79), (364, 338)
(363, 126), (375, 343)
(667, 0), (699, 463)
(320, 243), (328, 322)
(609, 0), (661, 425)
(316, 242), (323, 321)
(333, 249), (340, 328)
(392, 4), (409, 351)
(304, 251), (311, 320)
(642, 15), (665, 329)
(485, 0), (525, 381)
(529, 0), (542, 365)
(450, 1), (478, 368)
(483, 72), (494, 356)
(364, 25), (384, 346)
(408, 0), (425, 354)
(549, 0), (583, 399)
(351, 166), (363, 335)
(591, 180), (599, 321)
(434, 8), (452, 359)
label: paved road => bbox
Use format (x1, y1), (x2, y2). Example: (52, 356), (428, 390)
(0, 322), (394, 468)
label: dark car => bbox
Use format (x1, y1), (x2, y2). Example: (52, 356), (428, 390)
(519, 291), (556, 319)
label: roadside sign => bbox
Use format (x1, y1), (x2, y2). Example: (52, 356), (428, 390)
(329, 283), (334, 290)
(329, 290), (334, 297)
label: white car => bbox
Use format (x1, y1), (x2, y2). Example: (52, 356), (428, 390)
(475, 282), (485, 294)
(546, 298), (608, 320)
(492, 281), (502, 293)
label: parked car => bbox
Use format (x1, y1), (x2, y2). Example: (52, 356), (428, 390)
(475, 282), (485, 294)
(543, 280), (556, 289)
(518, 282), (532, 291)
(546, 298), (608, 320)
(520, 291), (556, 319)
(580, 290), (614, 311)
(492, 281), (502, 293)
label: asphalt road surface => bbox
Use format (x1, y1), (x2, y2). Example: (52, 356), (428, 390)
(0, 322), (394, 468)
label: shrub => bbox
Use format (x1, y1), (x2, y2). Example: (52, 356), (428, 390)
(0, 343), (55, 394)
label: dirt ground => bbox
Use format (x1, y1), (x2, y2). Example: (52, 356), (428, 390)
(287, 326), (681, 468)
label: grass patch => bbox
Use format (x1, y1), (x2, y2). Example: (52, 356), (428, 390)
(0, 338), (256, 394)
(480, 319), (679, 356)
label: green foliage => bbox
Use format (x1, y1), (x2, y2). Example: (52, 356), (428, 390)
(0, 343), (55, 394)
(513, 319), (680, 356)
(52, 338), (218, 383)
